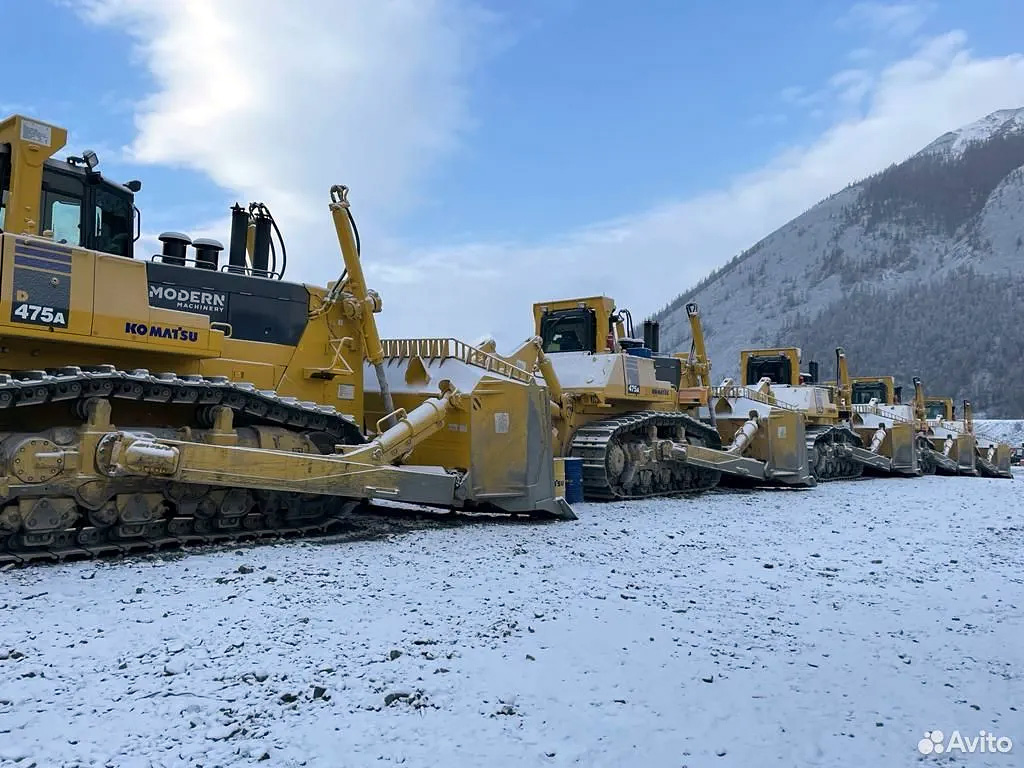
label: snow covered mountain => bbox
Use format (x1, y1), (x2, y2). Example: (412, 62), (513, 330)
(650, 107), (1024, 418)
(918, 107), (1024, 157)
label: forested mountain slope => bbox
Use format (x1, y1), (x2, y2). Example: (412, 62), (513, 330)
(651, 108), (1024, 417)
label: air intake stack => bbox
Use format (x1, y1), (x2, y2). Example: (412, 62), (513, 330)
(157, 232), (191, 266)
(193, 238), (223, 271)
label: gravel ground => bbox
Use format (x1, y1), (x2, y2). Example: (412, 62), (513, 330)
(1, 471), (1021, 767)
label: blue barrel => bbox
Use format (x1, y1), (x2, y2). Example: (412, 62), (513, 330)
(563, 457), (584, 504)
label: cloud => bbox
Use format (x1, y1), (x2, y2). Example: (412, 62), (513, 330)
(829, 69), (874, 108)
(839, 1), (934, 38)
(74, 0), (492, 239)
(76, 2), (1024, 353)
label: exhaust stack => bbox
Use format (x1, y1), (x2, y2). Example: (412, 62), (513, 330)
(227, 203), (249, 273)
(251, 208), (272, 276)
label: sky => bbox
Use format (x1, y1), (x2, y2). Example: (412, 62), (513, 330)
(7, 0), (1024, 348)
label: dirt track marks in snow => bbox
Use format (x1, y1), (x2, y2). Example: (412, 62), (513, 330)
(1, 474), (1022, 767)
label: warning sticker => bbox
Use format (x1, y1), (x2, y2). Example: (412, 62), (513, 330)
(494, 412), (510, 434)
(337, 384), (355, 400)
(21, 119), (52, 147)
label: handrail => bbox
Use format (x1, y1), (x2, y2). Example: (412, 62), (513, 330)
(710, 385), (800, 412)
(380, 337), (535, 384)
(851, 402), (915, 425)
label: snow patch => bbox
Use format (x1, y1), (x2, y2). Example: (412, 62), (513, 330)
(917, 107), (1024, 157)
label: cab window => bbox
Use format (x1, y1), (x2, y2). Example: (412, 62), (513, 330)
(94, 186), (132, 256)
(539, 308), (597, 353)
(852, 382), (888, 404)
(48, 196), (82, 245)
(745, 354), (792, 386)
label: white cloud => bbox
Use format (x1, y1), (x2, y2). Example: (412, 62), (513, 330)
(76, 2), (1024, 352)
(829, 69), (874, 108)
(75, 0), (491, 242)
(840, 1), (934, 38)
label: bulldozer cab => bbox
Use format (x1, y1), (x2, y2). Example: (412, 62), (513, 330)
(534, 296), (628, 354)
(536, 305), (598, 353)
(850, 376), (896, 405)
(739, 348), (806, 386)
(0, 115), (138, 258)
(925, 398), (954, 420)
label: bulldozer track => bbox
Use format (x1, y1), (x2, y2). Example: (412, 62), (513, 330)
(0, 512), (357, 567)
(0, 365), (369, 567)
(0, 500), (551, 569)
(0, 365), (365, 443)
(569, 411), (723, 500)
(805, 425), (864, 482)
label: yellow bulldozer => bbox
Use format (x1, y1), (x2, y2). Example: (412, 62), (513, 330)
(824, 364), (920, 477)
(711, 345), (898, 482)
(0, 113), (572, 565)
(506, 297), (812, 497)
(671, 302), (814, 489)
(912, 380), (1012, 478)
(359, 296), (813, 500)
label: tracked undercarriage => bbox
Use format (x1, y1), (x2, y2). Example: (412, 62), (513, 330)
(805, 425), (865, 482)
(568, 411), (723, 500)
(0, 365), (369, 566)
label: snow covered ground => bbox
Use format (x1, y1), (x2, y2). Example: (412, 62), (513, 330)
(2, 473), (1022, 768)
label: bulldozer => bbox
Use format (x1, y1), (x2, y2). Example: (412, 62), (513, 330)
(912, 384), (979, 475)
(711, 345), (895, 482)
(359, 296), (812, 501)
(0, 113), (572, 565)
(912, 380), (1012, 478)
(824, 363), (920, 477)
(495, 297), (812, 498)
(669, 302), (814, 489)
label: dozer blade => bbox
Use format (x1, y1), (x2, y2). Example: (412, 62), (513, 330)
(887, 424), (921, 477)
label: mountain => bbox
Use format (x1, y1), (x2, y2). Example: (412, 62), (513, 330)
(650, 107), (1024, 418)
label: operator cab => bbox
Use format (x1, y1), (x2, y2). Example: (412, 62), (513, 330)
(0, 143), (138, 257)
(538, 306), (598, 353)
(852, 380), (889, 405)
(925, 400), (952, 420)
(745, 353), (794, 386)
(535, 298), (680, 384)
